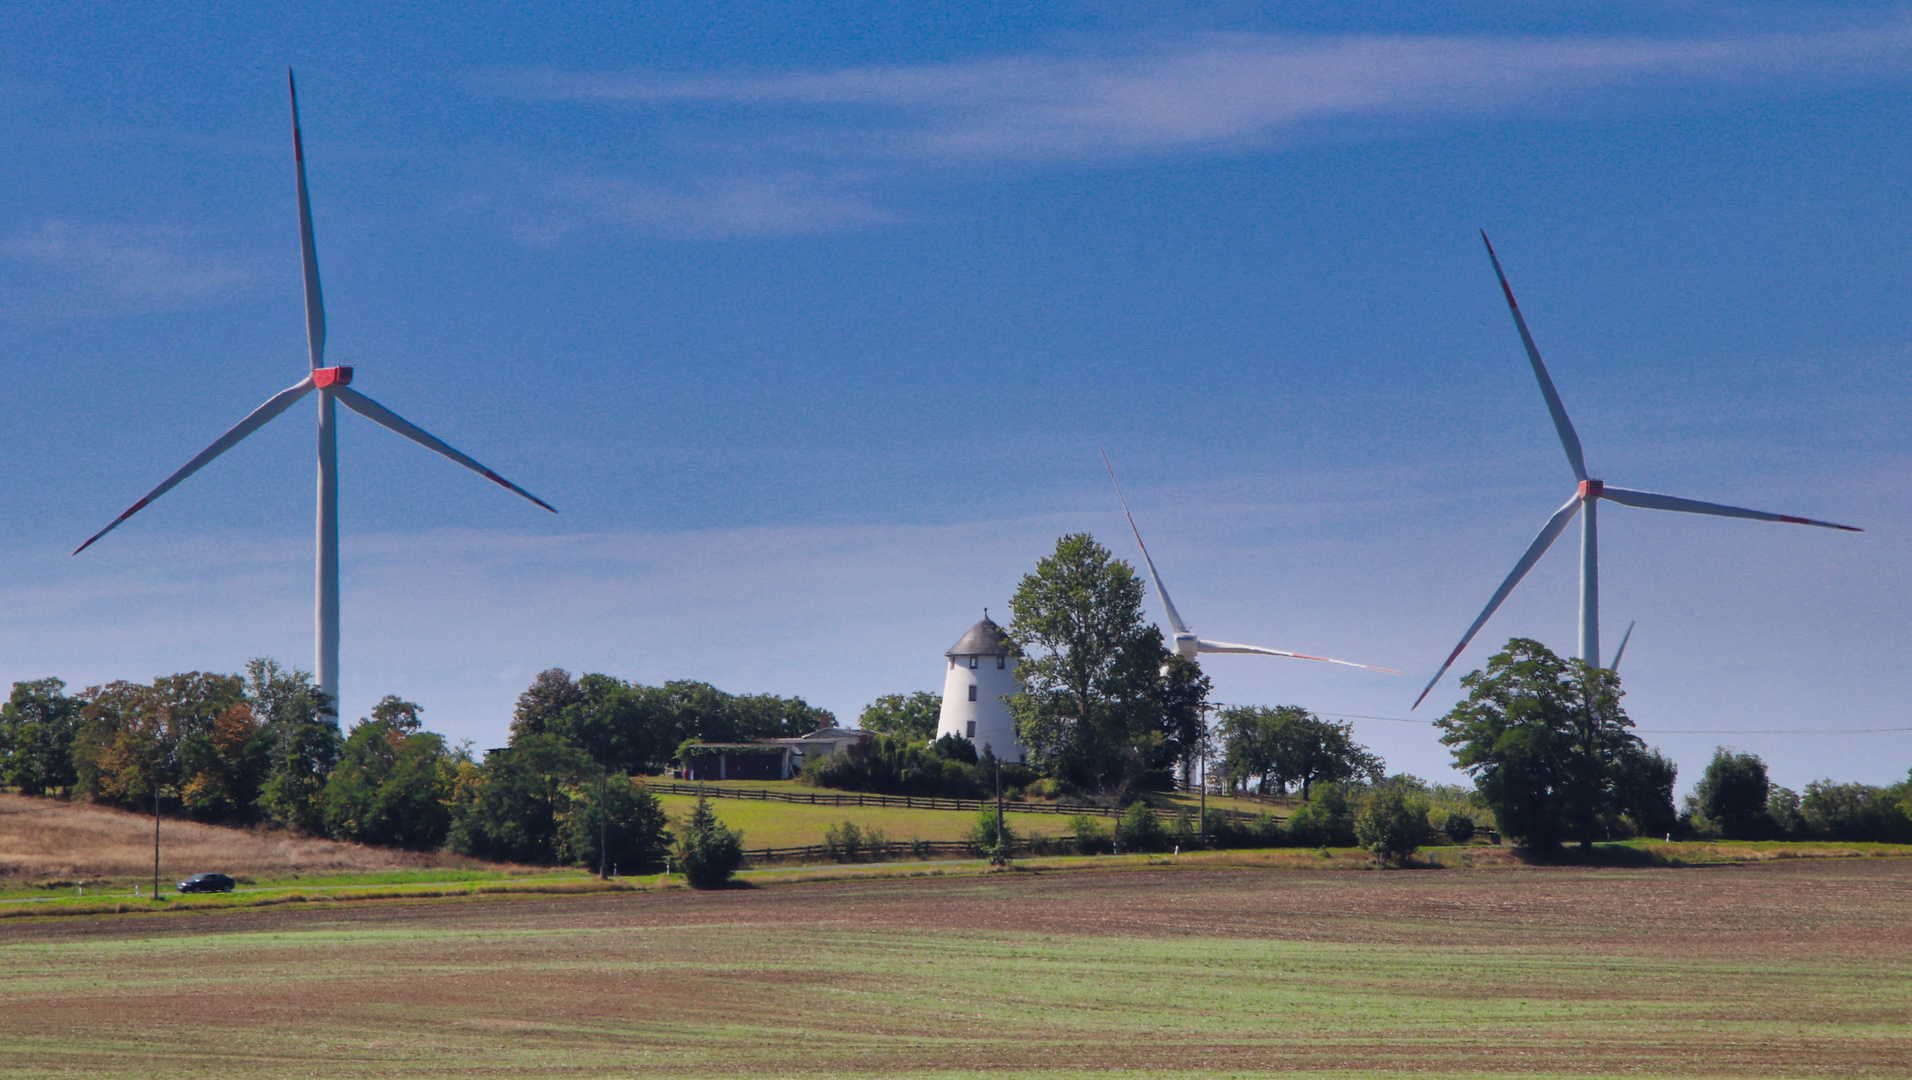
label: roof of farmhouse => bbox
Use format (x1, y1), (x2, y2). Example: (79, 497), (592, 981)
(946, 614), (1010, 658)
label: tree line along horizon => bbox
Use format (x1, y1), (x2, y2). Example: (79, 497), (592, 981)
(2, 533), (1907, 871)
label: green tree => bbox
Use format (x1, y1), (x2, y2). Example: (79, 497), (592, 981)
(563, 776), (673, 874)
(1435, 638), (1653, 850)
(1356, 786), (1430, 866)
(247, 662), (339, 833)
(673, 795), (743, 888)
(858, 692), (942, 741)
(0, 679), (80, 796)
(1692, 747), (1771, 839)
(1157, 655), (1212, 780)
(1283, 784), (1356, 847)
(1005, 533), (1168, 794)
(1217, 706), (1382, 797)
(447, 734), (593, 864)
(1610, 745), (1679, 839)
(323, 697), (458, 850)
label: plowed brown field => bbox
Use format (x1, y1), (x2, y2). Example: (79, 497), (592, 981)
(3, 858), (1909, 1078)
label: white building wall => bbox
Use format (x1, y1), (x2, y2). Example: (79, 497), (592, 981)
(936, 653), (1024, 762)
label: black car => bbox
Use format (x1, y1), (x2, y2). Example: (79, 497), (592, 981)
(176, 873), (236, 894)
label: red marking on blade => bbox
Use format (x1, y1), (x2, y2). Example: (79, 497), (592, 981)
(1779, 515), (1808, 524)
(1294, 653), (1330, 663)
(483, 470), (509, 487)
(312, 366), (352, 388)
(128, 497), (149, 514)
(1578, 479), (1604, 500)
(294, 127), (304, 163)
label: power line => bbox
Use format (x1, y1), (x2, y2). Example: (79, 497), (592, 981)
(1312, 711), (1912, 736)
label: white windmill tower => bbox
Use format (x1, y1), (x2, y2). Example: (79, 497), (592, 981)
(935, 611), (1024, 762)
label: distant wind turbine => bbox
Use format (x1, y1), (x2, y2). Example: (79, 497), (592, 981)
(75, 71), (555, 714)
(1609, 620), (1636, 671)
(1102, 451), (1398, 675)
(1411, 233), (1859, 709)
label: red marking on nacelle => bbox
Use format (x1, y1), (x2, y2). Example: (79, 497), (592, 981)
(1578, 479), (1604, 500)
(313, 366), (353, 388)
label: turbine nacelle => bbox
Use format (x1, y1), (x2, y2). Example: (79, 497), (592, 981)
(1171, 632), (1200, 661)
(1578, 478), (1604, 501)
(313, 366), (353, 388)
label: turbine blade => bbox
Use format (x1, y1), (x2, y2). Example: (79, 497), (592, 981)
(1194, 639), (1400, 674)
(74, 376), (316, 555)
(1601, 486), (1861, 532)
(1101, 449), (1189, 635)
(1610, 620), (1636, 671)
(1413, 493), (1583, 710)
(1481, 231), (1587, 482)
(332, 386), (556, 513)
(289, 69), (325, 370)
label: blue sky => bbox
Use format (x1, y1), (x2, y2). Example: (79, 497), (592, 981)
(1, 2), (1907, 791)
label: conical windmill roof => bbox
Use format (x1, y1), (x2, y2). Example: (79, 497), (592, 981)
(946, 614), (1011, 657)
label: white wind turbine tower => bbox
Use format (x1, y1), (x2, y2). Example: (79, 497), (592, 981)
(1103, 451), (1398, 675)
(1411, 233), (1860, 709)
(75, 71), (555, 714)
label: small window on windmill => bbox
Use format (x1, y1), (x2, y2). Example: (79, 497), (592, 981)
(966, 721), (977, 738)
(969, 656), (979, 669)
(968, 685), (978, 702)
(997, 656), (1005, 670)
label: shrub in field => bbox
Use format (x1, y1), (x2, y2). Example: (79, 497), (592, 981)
(1170, 809), (1199, 850)
(564, 777), (673, 874)
(972, 807), (1015, 857)
(1442, 812), (1476, 844)
(1116, 802), (1168, 853)
(1356, 787), (1430, 866)
(1284, 785), (1355, 847)
(823, 821), (889, 862)
(1068, 814), (1109, 855)
(674, 796), (744, 888)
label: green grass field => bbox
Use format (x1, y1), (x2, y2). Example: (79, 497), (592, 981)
(654, 793), (1080, 848)
(1, 854), (1907, 1078)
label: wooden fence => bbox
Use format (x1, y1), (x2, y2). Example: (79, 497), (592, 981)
(640, 780), (1266, 821)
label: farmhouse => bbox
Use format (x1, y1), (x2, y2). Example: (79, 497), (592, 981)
(680, 721), (870, 781)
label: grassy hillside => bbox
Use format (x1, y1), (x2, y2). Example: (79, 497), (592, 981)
(0, 792), (498, 886)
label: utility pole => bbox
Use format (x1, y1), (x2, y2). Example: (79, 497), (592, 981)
(152, 785), (161, 899)
(994, 756), (1004, 856)
(598, 770), (609, 880)
(1198, 704), (1209, 850)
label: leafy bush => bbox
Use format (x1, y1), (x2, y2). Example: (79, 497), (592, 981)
(1283, 785), (1355, 847)
(1442, 812), (1476, 844)
(823, 821), (891, 862)
(972, 807), (1015, 857)
(1068, 814), (1110, 855)
(673, 796), (744, 888)
(1116, 802), (1168, 853)
(1356, 787), (1430, 866)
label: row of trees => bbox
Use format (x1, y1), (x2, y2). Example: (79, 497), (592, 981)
(0, 662), (836, 873)
(507, 669), (835, 774)
(0, 661), (350, 833)
(1690, 747), (1912, 842)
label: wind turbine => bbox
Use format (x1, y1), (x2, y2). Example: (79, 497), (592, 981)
(75, 71), (555, 715)
(1411, 233), (1859, 709)
(1102, 451), (1397, 674)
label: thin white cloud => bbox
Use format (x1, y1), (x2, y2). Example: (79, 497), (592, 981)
(501, 25), (1912, 160)
(469, 164), (893, 242)
(0, 220), (259, 317)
